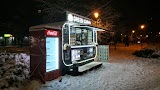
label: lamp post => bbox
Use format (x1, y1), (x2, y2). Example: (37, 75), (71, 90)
(131, 30), (135, 44)
(94, 12), (99, 26)
(140, 25), (145, 48)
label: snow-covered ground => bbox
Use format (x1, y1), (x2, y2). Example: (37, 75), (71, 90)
(0, 44), (160, 90)
(39, 44), (160, 90)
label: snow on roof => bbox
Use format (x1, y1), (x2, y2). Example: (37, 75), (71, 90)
(29, 22), (66, 31)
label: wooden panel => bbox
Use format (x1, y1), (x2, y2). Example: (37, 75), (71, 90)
(45, 69), (61, 81)
(30, 30), (46, 83)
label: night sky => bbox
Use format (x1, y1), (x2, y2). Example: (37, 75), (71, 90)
(0, 0), (32, 36)
(0, 0), (159, 35)
(112, 0), (159, 32)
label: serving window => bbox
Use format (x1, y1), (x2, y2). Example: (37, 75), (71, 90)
(63, 24), (94, 46)
(70, 27), (93, 45)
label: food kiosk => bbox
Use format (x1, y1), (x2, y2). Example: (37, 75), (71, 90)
(29, 11), (106, 83)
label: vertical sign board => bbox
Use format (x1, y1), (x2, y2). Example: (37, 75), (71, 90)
(45, 30), (61, 81)
(98, 45), (109, 62)
(46, 37), (59, 72)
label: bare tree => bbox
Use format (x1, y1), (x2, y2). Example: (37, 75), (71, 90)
(33, 0), (121, 29)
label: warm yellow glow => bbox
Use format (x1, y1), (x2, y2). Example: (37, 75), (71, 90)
(132, 30), (135, 33)
(141, 25), (145, 29)
(94, 12), (99, 18)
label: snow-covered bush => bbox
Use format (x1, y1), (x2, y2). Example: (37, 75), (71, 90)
(132, 49), (160, 58)
(0, 51), (30, 89)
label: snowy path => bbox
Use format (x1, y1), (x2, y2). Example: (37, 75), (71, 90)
(40, 44), (160, 90)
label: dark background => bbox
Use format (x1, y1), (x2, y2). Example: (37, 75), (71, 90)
(0, 0), (159, 36)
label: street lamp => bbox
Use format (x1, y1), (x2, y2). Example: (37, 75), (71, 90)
(140, 24), (145, 35)
(140, 24), (145, 48)
(131, 30), (135, 44)
(94, 12), (99, 26)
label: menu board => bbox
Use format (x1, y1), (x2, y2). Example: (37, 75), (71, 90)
(87, 48), (93, 57)
(46, 37), (59, 72)
(71, 49), (81, 61)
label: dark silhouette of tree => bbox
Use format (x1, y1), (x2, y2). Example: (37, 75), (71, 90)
(32, 0), (121, 30)
(0, 0), (127, 46)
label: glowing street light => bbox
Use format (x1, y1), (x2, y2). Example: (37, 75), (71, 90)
(132, 30), (135, 33)
(140, 25), (145, 29)
(94, 12), (99, 19)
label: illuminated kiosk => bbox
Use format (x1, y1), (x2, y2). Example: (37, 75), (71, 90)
(29, 11), (106, 82)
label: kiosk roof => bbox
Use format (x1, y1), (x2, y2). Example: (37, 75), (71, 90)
(29, 22), (66, 31)
(29, 21), (111, 32)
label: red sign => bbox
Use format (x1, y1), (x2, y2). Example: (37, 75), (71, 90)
(45, 30), (59, 37)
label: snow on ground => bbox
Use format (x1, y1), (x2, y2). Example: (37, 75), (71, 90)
(40, 62), (160, 90)
(0, 44), (160, 90)
(40, 44), (160, 90)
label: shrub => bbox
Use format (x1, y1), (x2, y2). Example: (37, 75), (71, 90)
(133, 49), (160, 58)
